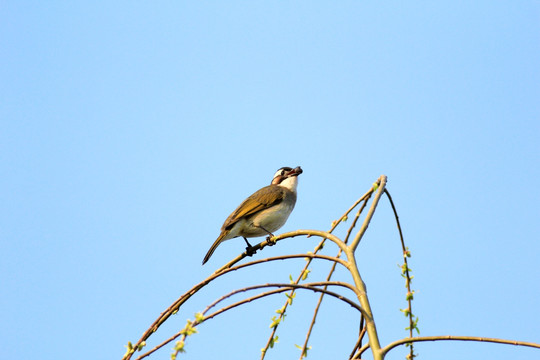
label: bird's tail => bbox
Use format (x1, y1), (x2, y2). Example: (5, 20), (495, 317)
(202, 231), (229, 265)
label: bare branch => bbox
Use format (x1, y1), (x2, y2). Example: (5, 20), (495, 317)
(300, 198), (370, 359)
(351, 343), (371, 359)
(348, 321), (367, 359)
(381, 335), (540, 356)
(218, 229), (349, 273)
(244, 253), (349, 270)
(385, 188), (416, 359)
(350, 175), (387, 251)
(263, 187), (375, 359)
(123, 248), (348, 360)
(346, 175), (388, 360)
(135, 282), (364, 360)
(204, 282), (364, 318)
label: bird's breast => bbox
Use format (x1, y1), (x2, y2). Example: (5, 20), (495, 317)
(246, 200), (294, 235)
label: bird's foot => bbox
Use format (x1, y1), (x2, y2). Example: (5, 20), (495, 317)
(245, 245), (257, 257)
(266, 234), (277, 246)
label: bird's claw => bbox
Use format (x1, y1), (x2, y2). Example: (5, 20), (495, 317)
(245, 245), (257, 257)
(266, 235), (277, 246)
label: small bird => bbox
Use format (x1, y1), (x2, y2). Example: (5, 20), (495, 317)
(202, 166), (303, 265)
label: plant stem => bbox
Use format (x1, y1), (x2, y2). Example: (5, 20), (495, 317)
(345, 175), (388, 360)
(346, 249), (383, 360)
(381, 335), (540, 356)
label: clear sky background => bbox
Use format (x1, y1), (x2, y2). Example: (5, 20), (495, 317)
(1, 2), (539, 360)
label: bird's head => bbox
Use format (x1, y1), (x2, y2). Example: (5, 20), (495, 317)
(271, 166), (303, 190)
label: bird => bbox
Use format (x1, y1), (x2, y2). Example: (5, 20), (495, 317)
(202, 166), (303, 265)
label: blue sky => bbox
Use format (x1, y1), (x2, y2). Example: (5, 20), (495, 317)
(1, 2), (539, 360)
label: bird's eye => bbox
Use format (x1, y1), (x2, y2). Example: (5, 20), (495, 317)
(281, 170), (285, 176)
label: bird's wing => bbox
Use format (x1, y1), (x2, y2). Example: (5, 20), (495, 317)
(222, 185), (285, 230)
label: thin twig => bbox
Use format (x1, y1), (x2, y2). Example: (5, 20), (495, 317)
(346, 175), (388, 360)
(299, 197), (371, 359)
(123, 245), (349, 360)
(245, 253), (350, 270)
(350, 177), (387, 251)
(136, 282), (364, 360)
(203, 281), (362, 316)
(348, 320), (366, 359)
(351, 343), (371, 359)
(262, 188), (376, 359)
(218, 230), (348, 274)
(381, 335), (540, 356)
(385, 188), (416, 359)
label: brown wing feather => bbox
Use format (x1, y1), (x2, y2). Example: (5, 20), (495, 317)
(222, 185), (285, 231)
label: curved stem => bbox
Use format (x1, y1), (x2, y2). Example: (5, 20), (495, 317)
(244, 253), (349, 270)
(381, 335), (540, 356)
(345, 175), (388, 360)
(352, 343), (371, 359)
(136, 283), (365, 360)
(348, 323), (367, 359)
(346, 249), (383, 360)
(216, 230), (348, 273)
(273, 229), (348, 252)
(204, 281), (363, 317)
(264, 192), (374, 360)
(350, 175), (387, 252)
(123, 250), (349, 360)
(301, 199), (370, 359)
(384, 188), (416, 359)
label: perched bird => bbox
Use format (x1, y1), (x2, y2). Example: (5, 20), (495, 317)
(202, 166), (303, 265)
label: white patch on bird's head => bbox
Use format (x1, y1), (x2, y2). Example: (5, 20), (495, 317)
(272, 166), (292, 185)
(271, 166), (302, 192)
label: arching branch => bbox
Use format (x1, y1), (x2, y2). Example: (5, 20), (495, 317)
(123, 251), (349, 360)
(216, 229), (349, 273)
(135, 282), (364, 360)
(381, 335), (540, 356)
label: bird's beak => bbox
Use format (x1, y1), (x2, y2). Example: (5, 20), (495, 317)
(288, 166), (303, 177)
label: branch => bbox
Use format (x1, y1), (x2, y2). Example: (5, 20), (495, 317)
(298, 264), (341, 359)
(234, 230), (350, 277)
(231, 253), (350, 274)
(350, 175), (387, 251)
(216, 229), (348, 274)
(300, 197), (371, 359)
(123, 251), (348, 360)
(351, 343), (370, 359)
(348, 322), (367, 359)
(263, 188), (376, 359)
(204, 282), (364, 318)
(346, 175), (388, 360)
(385, 188), (417, 359)
(136, 282), (365, 360)
(381, 335), (540, 356)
